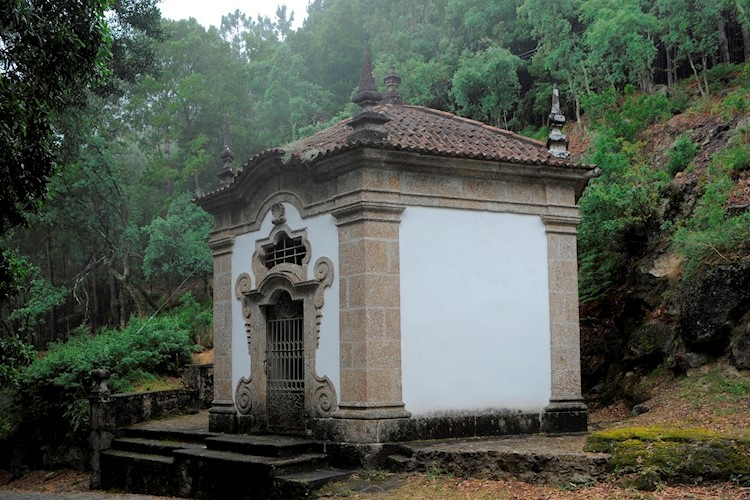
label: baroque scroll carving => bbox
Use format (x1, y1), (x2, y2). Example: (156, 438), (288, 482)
(235, 376), (255, 415)
(311, 374), (337, 418)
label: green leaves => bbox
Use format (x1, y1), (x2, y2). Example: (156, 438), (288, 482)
(451, 46), (521, 126)
(143, 195), (212, 284)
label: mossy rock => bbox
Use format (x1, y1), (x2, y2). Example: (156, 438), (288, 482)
(586, 426), (750, 485)
(680, 263), (750, 347)
(624, 323), (675, 364)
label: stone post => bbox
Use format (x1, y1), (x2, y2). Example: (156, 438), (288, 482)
(89, 368), (113, 489)
(541, 215), (588, 432)
(208, 235), (238, 433)
(330, 201), (410, 443)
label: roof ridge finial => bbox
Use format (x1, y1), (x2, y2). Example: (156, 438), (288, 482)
(547, 85), (570, 159)
(217, 144), (235, 185)
(352, 46), (382, 109)
(383, 66), (403, 104)
(217, 116), (236, 185)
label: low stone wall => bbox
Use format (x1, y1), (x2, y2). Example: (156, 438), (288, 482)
(89, 363), (213, 488)
(108, 389), (198, 428)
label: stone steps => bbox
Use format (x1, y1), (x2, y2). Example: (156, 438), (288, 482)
(100, 428), (352, 499)
(206, 433), (325, 457)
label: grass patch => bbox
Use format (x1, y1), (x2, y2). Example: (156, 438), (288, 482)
(678, 364), (750, 410)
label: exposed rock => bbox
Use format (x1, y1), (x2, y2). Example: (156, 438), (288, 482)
(680, 263), (750, 347)
(631, 404), (650, 416)
(677, 351), (710, 370)
(624, 323), (676, 365)
(730, 323), (750, 369)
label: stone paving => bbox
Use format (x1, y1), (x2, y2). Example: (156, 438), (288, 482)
(127, 410), (210, 433)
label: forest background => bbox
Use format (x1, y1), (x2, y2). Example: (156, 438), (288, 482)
(3, 0), (750, 469)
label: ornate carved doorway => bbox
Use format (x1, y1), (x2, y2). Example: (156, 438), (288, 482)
(265, 291), (306, 433)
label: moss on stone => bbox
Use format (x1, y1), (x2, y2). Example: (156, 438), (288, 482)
(586, 426), (750, 485)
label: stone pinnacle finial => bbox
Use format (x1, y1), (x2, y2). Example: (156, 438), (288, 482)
(547, 85), (570, 159)
(352, 46), (383, 109)
(383, 67), (403, 104)
(347, 47), (391, 142)
(217, 144), (235, 185)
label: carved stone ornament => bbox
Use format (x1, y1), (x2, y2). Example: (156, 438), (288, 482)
(235, 376), (255, 415)
(232, 215), (337, 427)
(271, 203), (286, 225)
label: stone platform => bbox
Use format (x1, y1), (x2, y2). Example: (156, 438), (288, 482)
(101, 411), (611, 497)
(387, 433), (611, 485)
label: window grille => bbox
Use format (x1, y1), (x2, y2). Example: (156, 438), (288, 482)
(263, 232), (306, 269)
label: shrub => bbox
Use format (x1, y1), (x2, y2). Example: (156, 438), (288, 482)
(578, 131), (668, 303)
(7, 307), (197, 464)
(667, 133), (699, 176)
(0, 336), (35, 389)
(672, 144), (750, 273)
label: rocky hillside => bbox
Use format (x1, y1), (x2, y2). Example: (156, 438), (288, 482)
(577, 65), (750, 406)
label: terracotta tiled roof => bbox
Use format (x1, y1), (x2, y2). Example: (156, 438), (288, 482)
(198, 104), (592, 201)
(284, 104), (581, 167)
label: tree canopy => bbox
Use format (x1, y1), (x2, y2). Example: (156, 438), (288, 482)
(3, 0), (750, 346)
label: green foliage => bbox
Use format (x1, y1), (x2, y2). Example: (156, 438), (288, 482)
(581, 0), (658, 89)
(173, 293), (213, 348)
(667, 133), (699, 176)
(0, 337), (35, 390)
(0, 0), (112, 236)
(672, 144), (750, 272)
(19, 304), (198, 436)
(578, 130), (668, 303)
(451, 45), (521, 126)
(143, 195), (212, 284)
(582, 88), (672, 142)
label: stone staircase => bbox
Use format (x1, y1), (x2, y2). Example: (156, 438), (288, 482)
(101, 426), (353, 499)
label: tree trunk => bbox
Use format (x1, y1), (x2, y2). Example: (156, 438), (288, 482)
(46, 229), (57, 343)
(580, 62), (592, 95)
(108, 268), (119, 328)
(718, 15), (731, 64)
(688, 53), (707, 97)
(92, 260), (100, 333)
(743, 24), (750, 62)
(666, 47), (674, 87)
(702, 55), (710, 95)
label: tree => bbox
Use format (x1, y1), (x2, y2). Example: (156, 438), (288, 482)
(0, 0), (111, 248)
(653, 0), (727, 96)
(451, 45), (522, 127)
(581, 0), (658, 91)
(518, 0), (590, 124)
(143, 195), (212, 290)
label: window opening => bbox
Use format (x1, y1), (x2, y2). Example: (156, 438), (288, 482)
(263, 232), (306, 269)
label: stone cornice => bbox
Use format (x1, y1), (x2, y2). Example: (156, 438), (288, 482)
(208, 235), (235, 255)
(541, 214), (581, 234)
(330, 201), (405, 227)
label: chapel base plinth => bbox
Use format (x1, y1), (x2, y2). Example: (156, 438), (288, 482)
(314, 407), (411, 444)
(542, 401), (588, 433)
(208, 400), (237, 433)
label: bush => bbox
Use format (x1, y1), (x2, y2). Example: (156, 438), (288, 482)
(2, 303), (200, 468)
(578, 131), (668, 303)
(0, 336), (35, 389)
(672, 144), (750, 273)
(667, 133), (699, 176)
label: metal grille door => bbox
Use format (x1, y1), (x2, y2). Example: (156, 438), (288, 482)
(266, 292), (305, 433)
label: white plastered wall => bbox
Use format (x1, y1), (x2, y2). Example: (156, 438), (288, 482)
(400, 206), (551, 415)
(230, 203), (340, 400)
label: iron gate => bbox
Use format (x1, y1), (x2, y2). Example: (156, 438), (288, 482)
(265, 292), (305, 433)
